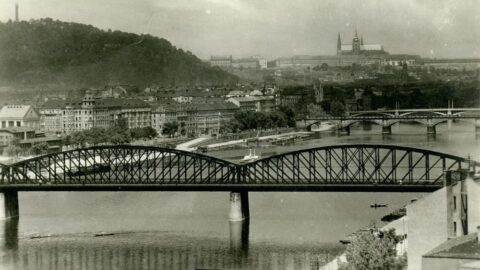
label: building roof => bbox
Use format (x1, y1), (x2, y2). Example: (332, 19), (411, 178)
(227, 90), (246, 96)
(0, 105), (37, 119)
(0, 127), (36, 134)
(93, 98), (150, 109)
(340, 44), (383, 51)
(41, 99), (71, 109)
(231, 96), (274, 102)
(423, 233), (480, 260)
(210, 55), (232, 61)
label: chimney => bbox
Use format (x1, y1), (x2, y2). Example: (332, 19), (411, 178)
(15, 3), (19, 22)
(478, 226), (480, 243)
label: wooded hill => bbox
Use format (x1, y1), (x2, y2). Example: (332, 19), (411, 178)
(0, 18), (238, 88)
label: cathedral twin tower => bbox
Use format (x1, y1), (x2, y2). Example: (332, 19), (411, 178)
(336, 29), (385, 56)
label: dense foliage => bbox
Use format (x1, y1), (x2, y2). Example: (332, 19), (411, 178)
(64, 119), (157, 147)
(339, 228), (407, 270)
(223, 106), (296, 133)
(0, 19), (238, 87)
(320, 80), (480, 110)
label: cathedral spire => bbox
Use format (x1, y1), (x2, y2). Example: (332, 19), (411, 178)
(361, 35), (364, 45)
(355, 27), (358, 38)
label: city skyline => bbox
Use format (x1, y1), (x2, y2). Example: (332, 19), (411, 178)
(0, 0), (479, 60)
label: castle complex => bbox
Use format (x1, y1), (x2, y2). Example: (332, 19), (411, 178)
(274, 28), (419, 68)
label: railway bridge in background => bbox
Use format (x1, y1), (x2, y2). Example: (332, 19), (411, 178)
(0, 144), (478, 221)
(305, 108), (480, 135)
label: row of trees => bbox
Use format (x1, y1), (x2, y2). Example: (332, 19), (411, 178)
(2, 138), (50, 157)
(64, 118), (157, 147)
(223, 107), (296, 133)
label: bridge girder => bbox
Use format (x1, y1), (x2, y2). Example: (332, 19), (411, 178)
(0, 144), (477, 192)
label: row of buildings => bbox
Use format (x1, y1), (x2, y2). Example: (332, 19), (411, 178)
(209, 56), (268, 69)
(0, 89), (279, 144)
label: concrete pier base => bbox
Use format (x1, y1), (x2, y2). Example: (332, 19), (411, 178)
(229, 191), (249, 222)
(427, 126), (436, 135)
(382, 126), (392, 135)
(0, 192), (19, 220)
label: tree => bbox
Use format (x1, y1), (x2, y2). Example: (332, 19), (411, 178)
(339, 228), (406, 270)
(71, 131), (88, 148)
(162, 122), (179, 137)
(29, 142), (49, 156)
(3, 144), (22, 158)
(330, 100), (346, 117)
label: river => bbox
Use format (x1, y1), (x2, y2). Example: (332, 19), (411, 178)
(1, 122), (479, 270)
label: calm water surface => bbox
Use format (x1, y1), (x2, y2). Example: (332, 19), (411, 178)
(1, 122), (480, 270)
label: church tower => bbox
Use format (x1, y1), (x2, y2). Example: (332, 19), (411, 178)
(336, 33), (342, 56)
(352, 28), (361, 55)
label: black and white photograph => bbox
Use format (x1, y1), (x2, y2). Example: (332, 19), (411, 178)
(0, 0), (479, 269)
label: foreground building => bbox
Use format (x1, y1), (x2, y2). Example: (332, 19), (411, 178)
(407, 169), (480, 270)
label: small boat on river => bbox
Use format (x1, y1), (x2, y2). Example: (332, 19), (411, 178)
(239, 149), (259, 163)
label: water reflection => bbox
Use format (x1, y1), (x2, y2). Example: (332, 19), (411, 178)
(1, 217), (19, 268)
(1, 232), (341, 270)
(229, 220), (249, 257)
(1, 217), (19, 250)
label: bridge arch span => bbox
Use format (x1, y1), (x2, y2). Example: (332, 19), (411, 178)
(243, 144), (478, 190)
(349, 112), (396, 118)
(400, 111), (447, 117)
(2, 145), (238, 186)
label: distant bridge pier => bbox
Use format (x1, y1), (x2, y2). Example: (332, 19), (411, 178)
(382, 120), (392, 135)
(229, 191), (249, 222)
(382, 126), (392, 135)
(475, 119), (480, 134)
(339, 125), (350, 135)
(427, 125), (436, 135)
(0, 192), (19, 220)
(426, 118), (436, 135)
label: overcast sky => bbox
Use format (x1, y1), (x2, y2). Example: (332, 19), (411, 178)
(1, 0), (479, 59)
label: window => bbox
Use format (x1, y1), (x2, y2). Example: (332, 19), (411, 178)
(16, 121), (21, 127)
(453, 222), (457, 234)
(453, 196), (457, 210)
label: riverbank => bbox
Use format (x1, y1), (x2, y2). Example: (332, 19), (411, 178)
(198, 131), (313, 152)
(319, 215), (408, 270)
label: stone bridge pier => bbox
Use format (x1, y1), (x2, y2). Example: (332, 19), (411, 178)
(0, 192), (19, 220)
(229, 191), (249, 222)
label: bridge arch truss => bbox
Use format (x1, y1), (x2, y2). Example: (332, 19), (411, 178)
(0, 144), (477, 192)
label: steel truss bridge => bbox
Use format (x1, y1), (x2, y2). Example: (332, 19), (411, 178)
(305, 108), (480, 134)
(0, 144), (478, 193)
